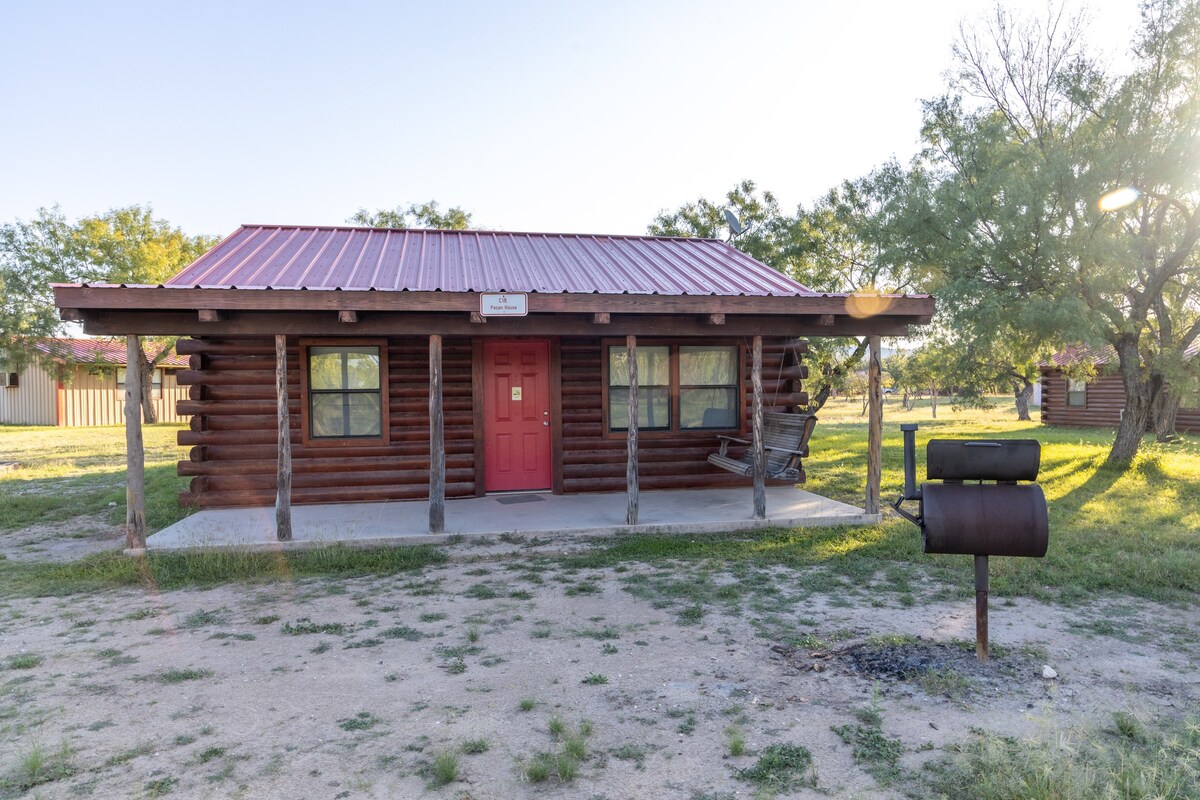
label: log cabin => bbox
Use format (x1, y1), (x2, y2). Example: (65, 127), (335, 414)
(1039, 344), (1200, 432)
(52, 225), (935, 545)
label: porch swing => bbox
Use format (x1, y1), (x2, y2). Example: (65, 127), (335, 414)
(706, 339), (817, 483)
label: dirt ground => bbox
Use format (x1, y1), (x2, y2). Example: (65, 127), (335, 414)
(0, 513), (125, 563)
(1, 546), (1197, 799)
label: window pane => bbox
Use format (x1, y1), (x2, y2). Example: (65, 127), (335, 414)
(608, 346), (669, 387)
(679, 346), (737, 385)
(346, 393), (382, 436)
(680, 387), (738, 429)
(608, 386), (671, 431)
(311, 393), (347, 437)
(344, 349), (381, 390)
(309, 347), (380, 390)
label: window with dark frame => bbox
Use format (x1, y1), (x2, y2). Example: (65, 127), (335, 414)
(1066, 378), (1086, 407)
(679, 345), (739, 429)
(116, 367), (162, 400)
(606, 344), (740, 433)
(307, 346), (383, 438)
(608, 345), (671, 431)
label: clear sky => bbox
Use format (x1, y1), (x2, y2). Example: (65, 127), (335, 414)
(1, 0), (1143, 240)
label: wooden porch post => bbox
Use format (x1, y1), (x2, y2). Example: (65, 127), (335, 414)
(123, 334), (146, 548)
(275, 335), (292, 541)
(865, 334), (883, 515)
(626, 335), (639, 525)
(752, 336), (766, 519)
(429, 334), (446, 533)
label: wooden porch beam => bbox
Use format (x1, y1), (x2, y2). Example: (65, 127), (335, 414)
(865, 335), (882, 515)
(337, 310), (358, 323)
(752, 335), (766, 519)
(198, 309), (227, 322)
(592, 312), (610, 324)
(429, 334), (446, 534)
(275, 334), (292, 541)
(123, 334), (146, 548)
(707, 313), (726, 325)
(626, 334), (639, 526)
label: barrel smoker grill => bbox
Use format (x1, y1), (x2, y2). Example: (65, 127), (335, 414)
(892, 424), (1049, 663)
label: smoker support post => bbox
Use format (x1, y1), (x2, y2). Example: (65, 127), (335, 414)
(974, 555), (989, 664)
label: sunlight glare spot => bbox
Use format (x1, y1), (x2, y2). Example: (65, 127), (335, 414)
(845, 290), (894, 320)
(1098, 186), (1139, 212)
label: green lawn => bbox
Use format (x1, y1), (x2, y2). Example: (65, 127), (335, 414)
(1, 401), (1197, 603)
(0, 423), (191, 534)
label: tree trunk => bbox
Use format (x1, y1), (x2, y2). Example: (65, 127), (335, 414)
(135, 339), (159, 424)
(1148, 371), (1180, 442)
(1012, 379), (1034, 421)
(1108, 335), (1151, 465)
(808, 383), (833, 413)
(806, 338), (869, 414)
(930, 387), (938, 419)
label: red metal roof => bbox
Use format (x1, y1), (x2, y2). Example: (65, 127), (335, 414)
(161, 225), (817, 296)
(32, 339), (188, 368)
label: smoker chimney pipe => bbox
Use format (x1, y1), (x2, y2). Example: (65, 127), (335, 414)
(900, 423), (920, 501)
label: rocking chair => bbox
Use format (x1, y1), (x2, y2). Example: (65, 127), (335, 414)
(706, 411), (817, 482)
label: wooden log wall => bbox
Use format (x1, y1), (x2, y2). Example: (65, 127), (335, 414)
(1040, 369), (1200, 432)
(559, 337), (807, 493)
(176, 336), (476, 508)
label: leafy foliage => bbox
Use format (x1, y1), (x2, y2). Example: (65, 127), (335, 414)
(896, 0), (1200, 461)
(349, 200), (474, 230)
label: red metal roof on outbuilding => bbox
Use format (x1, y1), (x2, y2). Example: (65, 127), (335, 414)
(163, 225), (817, 296)
(32, 339), (188, 368)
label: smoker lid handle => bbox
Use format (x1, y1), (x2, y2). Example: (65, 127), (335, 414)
(963, 441), (1003, 447)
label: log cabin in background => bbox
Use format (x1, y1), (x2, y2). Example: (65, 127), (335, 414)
(1039, 343), (1200, 432)
(53, 225), (934, 545)
(0, 338), (188, 426)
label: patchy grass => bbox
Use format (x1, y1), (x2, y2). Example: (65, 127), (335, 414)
(337, 712), (380, 732)
(282, 618), (347, 636)
(0, 544), (448, 599)
(0, 741), (75, 793)
(146, 668), (213, 684)
(832, 723), (904, 785)
(6, 653), (42, 670)
(736, 743), (814, 792)
(921, 714), (1200, 799)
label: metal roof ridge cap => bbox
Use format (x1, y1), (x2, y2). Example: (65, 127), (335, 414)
(232, 223), (726, 243)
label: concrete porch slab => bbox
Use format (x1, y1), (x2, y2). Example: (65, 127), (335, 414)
(142, 487), (879, 553)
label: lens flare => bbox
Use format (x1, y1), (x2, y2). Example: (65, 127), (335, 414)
(846, 290), (894, 320)
(1098, 187), (1139, 212)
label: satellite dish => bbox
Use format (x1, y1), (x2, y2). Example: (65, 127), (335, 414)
(724, 209), (744, 236)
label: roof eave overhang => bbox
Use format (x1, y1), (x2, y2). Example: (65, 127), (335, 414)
(54, 285), (934, 338)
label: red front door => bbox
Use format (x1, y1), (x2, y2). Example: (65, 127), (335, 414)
(483, 340), (552, 492)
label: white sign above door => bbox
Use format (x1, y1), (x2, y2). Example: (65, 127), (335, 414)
(479, 293), (528, 317)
